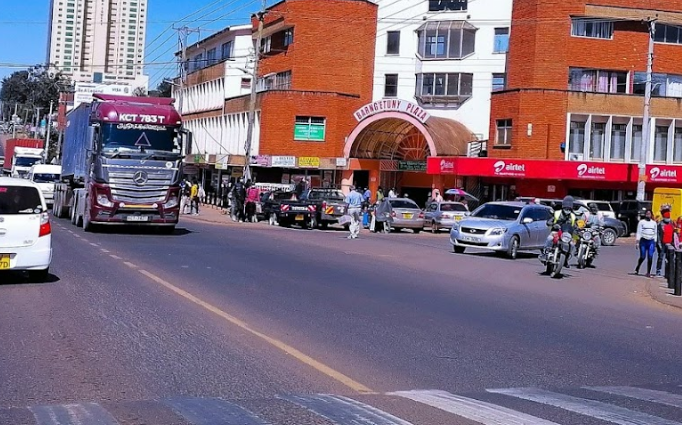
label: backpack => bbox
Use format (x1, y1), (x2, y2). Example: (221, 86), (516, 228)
(662, 221), (675, 245)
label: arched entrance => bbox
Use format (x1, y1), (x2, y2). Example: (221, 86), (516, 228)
(343, 100), (477, 205)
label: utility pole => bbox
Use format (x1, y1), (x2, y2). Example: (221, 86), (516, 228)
(44, 100), (54, 162)
(637, 18), (656, 202)
(174, 26), (201, 118)
(11, 103), (18, 138)
(243, 0), (268, 182)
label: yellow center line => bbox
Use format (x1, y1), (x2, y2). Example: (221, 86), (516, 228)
(137, 269), (375, 394)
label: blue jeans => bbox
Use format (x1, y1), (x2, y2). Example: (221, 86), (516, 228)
(639, 239), (655, 259)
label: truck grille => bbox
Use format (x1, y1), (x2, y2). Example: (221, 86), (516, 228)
(109, 169), (173, 204)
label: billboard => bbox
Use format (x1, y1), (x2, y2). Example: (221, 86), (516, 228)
(73, 82), (133, 108)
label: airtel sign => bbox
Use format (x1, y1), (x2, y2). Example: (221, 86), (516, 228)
(648, 165), (681, 183)
(575, 163), (607, 180)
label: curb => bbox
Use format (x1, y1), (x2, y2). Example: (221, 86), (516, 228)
(645, 279), (682, 311)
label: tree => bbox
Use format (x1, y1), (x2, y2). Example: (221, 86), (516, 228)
(149, 80), (172, 98)
(0, 65), (70, 123)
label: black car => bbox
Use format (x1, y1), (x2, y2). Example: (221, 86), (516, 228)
(613, 200), (651, 236)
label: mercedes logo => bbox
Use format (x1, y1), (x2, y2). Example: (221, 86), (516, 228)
(133, 170), (148, 186)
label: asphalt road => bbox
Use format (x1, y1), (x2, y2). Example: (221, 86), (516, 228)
(1, 216), (682, 425)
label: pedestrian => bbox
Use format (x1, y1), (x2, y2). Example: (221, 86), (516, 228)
(675, 216), (682, 250)
(388, 188), (397, 198)
(221, 181), (230, 215)
(295, 177), (306, 199)
(635, 209), (657, 277)
(190, 179), (200, 215)
(180, 179), (191, 214)
(345, 185), (364, 239)
(376, 186), (384, 202)
(362, 187), (372, 228)
(656, 204), (675, 277)
(245, 184), (260, 222)
(372, 196), (393, 233)
(433, 189), (443, 203)
(233, 178), (246, 222)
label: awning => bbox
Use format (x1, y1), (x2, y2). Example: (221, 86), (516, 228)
(416, 20), (478, 32)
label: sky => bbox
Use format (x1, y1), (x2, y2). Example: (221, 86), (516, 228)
(0, 0), (265, 88)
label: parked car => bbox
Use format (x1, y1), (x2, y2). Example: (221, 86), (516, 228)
(423, 201), (469, 233)
(388, 198), (424, 233)
(577, 199), (616, 219)
(450, 201), (553, 259)
(258, 190), (295, 224)
(0, 177), (52, 282)
(305, 189), (348, 229)
(613, 200), (651, 236)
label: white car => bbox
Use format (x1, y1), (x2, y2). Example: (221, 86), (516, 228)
(28, 164), (62, 206)
(0, 177), (52, 282)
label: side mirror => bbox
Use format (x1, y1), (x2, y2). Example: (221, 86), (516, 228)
(522, 217), (533, 224)
(181, 129), (193, 156)
(87, 126), (96, 152)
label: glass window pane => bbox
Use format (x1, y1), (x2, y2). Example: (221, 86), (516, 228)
(610, 123), (626, 160)
(434, 74), (446, 95)
(448, 28), (461, 58)
(667, 74), (682, 98)
(462, 29), (475, 56)
(422, 74), (435, 95)
(387, 31), (400, 55)
(654, 125), (669, 162)
(447, 74), (459, 95)
(631, 124), (643, 162)
(590, 122), (605, 159)
(460, 73), (473, 95)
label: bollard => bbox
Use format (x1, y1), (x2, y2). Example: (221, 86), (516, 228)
(668, 247), (676, 289)
(673, 250), (682, 297)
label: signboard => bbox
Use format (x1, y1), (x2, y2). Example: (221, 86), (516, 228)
(73, 82), (133, 108)
(271, 156), (296, 168)
(646, 165), (682, 184)
(250, 155), (271, 166)
(354, 99), (430, 124)
(298, 157), (320, 168)
(336, 157), (348, 167)
(398, 161), (426, 172)
(427, 157), (631, 182)
(294, 123), (325, 141)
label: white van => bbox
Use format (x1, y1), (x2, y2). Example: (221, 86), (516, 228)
(28, 164), (62, 206)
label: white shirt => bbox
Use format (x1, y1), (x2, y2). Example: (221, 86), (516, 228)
(636, 219), (657, 242)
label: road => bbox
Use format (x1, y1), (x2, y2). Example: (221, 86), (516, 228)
(1, 216), (682, 424)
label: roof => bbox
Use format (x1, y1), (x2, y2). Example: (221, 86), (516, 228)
(175, 24), (252, 56)
(416, 20), (478, 32)
(423, 117), (478, 157)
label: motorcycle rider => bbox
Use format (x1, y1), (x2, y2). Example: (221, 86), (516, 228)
(583, 203), (604, 257)
(540, 195), (577, 267)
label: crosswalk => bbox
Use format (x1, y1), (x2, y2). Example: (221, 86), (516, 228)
(5, 384), (682, 425)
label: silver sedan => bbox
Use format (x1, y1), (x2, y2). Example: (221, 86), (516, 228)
(424, 201), (469, 233)
(387, 198), (424, 233)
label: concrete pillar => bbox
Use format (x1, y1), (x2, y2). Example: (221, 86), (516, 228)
(369, 169), (380, 202)
(341, 169), (353, 195)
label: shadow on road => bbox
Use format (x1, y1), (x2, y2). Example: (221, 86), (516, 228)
(0, 271), (60, 285)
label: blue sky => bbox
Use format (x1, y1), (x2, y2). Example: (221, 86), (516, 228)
(0, 0), (263, 87)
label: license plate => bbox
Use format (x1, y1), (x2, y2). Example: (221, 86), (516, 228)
(463, 236), (480, 243)
(127, 215), (150, 222)
(295, 214), (304, 221)
(402, 213), (413, 219)
(0, 254), (10, 270)
(455, 216), (463, 221)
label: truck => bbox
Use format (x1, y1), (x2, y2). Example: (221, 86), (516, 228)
(52, 93), (192, 233)
(274, 188), (348, 229)
(3, 138), (44, 177)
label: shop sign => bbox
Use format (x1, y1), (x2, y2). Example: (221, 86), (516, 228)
(354, 99), (430, 124)
(335, 157), (348, 167)
(294, 123), (325, 141)
(547, 185), (556, 193)
(250, 155), (271, 167)
(298, 157), (320, 168)
(398, 161), (426, 172)
(319, 158), (339, 169)
(647, 165), (681, 183)
(271, 156), (296, 168)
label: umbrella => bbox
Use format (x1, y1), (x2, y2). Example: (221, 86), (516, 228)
(445, 188), (479, 202)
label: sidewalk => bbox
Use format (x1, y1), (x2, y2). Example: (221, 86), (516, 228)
(180, 205), (682, 312)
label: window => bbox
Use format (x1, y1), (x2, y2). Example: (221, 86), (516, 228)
(221, 41), (233, 59)
(417, 21), (477, 60)
(192, 53), (203, 71)
(496, 119), (512, 145)
(631, 124), (643, 162)
(416, 73), (472, 104)
(258, 70), (292, 91)
(493, 28), (509, 53)
(590, 122), (606, 159)
(492, 73), (506, 91)
(206, 48), (217, 65)
(241, 77), (251, 89)
(654, 125), (669, 162)
(294, 116), (326, 142)
(384, 74), (399, 97)
(674, 126), (682, 163)
(568, 68), (627, 93)
(261, 36), (272, 54)
(571, 18), (613, 39)
(0, 186), (42, 214)
(654, 24), (682, 44)
(283, 28), (294, 47)
(610, 123), (626, 160)
(386, 31), (400, 55)
(569, 121), (586, 154)
(634, 72), (682, 98)
(428, 0), (467, 12)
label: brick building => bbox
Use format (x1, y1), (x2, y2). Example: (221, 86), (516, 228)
(427, 0), (682, 202)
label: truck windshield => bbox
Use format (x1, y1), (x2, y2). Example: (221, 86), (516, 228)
(15, 157), (41, 167)
(101, 123), (179, 153)
(33, 173), (60, 183)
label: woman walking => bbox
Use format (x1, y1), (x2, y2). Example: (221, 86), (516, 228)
(635, 209), (657, 277)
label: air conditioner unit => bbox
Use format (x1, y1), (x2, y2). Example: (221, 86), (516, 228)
(568, 153), (584, 161)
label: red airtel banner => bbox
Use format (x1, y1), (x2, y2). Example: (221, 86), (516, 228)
(644, 164), (682, 184)
(427, 157), (631, 182)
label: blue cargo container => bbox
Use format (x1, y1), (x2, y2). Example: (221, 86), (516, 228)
(62, 103), (92, 182)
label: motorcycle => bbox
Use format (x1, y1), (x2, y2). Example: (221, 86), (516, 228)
(541, 226), (573, 278)
(576, 226), (601, 269)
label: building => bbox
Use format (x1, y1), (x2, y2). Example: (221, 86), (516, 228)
(172, 24), (255, 186)
(46, 0), (149, 89)
(343, 0), (511, 204)
(427, 0), (682, 202)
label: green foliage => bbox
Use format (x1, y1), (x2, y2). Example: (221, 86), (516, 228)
(0, 65), (70, 121)
(149, 80), (172, 98)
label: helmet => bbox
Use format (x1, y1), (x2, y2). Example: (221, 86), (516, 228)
(561, 196), (574, 210)
(589, 203), (599, 214)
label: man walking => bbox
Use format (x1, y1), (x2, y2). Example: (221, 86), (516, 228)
(190, 179), (200, 216)
(345, 185), (364, 239)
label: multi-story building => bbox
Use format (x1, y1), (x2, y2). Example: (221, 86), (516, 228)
(426, 0), (682, 202)
(46, 0), (148, 89)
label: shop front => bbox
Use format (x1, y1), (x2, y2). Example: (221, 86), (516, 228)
(343, 99), (477, 205)
(245, 155), (348, 189)
(427, 157), (638, 202)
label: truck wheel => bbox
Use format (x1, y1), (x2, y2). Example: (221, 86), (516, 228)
(83, 208), (96, 232)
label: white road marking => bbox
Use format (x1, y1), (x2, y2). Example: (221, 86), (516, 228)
(109, 254), (122, 260)
(488, 387), (682, 425)
(100, 249), (110, 253)
(163, 397), (268, 425)
(284, 394), (413, 425)
(123, 262), (137, 268)
(391, 390), (559, 425)
(30, 402), (119, 425)
(586, 386), (682, 409)
(89, 242), (98, 247)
